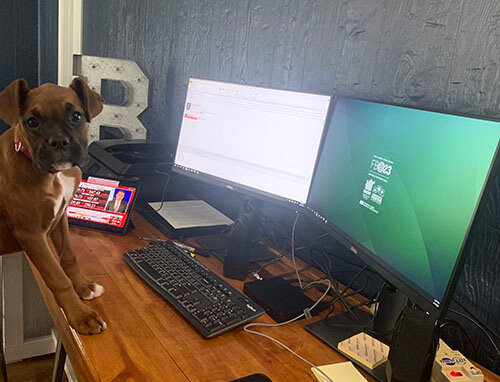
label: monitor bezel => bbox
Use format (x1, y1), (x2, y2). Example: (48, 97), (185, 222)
(172, 77), (334, 211)
(304, 95), (500, 318)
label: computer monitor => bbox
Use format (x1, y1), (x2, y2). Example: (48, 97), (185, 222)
(173, 78), (331, 207)
(306, 96), (500, 316)
(172, 78), (331, 272)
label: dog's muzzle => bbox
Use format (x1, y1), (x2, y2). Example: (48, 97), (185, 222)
(33, 136), (89, 173)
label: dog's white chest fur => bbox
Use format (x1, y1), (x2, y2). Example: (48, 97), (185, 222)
(53, 172), (76, 218)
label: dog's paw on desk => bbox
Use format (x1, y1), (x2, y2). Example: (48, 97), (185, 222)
(67, 304), (107, 335)
(81, 282), (105, 300)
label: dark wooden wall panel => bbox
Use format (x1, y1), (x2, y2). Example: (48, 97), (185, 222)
(332, 0), (387, 97)
(39, 0), (58, 85)
(82, 0), (500, 372)
(445, 1), (500, 116)
(270, 0), (313, 90)
(232, 1), (279, 86)
(0, 0), (16, 92)
(300, 1), (342, 93)
(209, 1), (237, 81)
(0, 0), (39, 132)
(372, 0), (464, 107)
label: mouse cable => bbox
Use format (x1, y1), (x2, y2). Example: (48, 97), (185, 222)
(244, 279), (334, 382)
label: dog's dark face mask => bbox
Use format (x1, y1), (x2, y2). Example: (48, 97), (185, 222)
(0, 78), (104, 173)
(25, 95), (91, 173)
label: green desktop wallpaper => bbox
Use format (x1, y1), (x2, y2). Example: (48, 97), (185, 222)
(309, 98), (500, 305)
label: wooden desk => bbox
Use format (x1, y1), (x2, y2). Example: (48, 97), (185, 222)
(29, 212), (500, 382)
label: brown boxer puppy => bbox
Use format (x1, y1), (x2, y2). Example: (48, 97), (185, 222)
(0, 78), (107, 334)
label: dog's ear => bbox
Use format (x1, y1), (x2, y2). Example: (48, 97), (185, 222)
(70, 77), (105, 121)
(0, 79), (30, 126)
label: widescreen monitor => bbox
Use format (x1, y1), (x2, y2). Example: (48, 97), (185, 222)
(173, 78), (331, 207)
(307, 97), (500, 314)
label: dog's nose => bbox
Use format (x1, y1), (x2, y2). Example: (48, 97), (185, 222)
(47, 135), (71, 150)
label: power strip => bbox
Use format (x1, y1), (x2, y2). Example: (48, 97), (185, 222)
(431, 340), (483, 382)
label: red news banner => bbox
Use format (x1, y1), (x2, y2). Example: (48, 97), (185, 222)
(71, 187), (110, 209)
(67, 181), (135, 228)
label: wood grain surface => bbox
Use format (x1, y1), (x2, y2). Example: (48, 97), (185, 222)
(28, 212), (500, 382)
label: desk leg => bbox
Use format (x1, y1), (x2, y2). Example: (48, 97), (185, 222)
(51, 339), (66, 382)
(0, 327), (6, 382)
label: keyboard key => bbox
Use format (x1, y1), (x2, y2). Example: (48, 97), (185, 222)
(174, 284), (191, 297)
(167, 287), (183, 300)
(184, 282), (197, 293)
(206, 322), (225, 332)
(136, 260), (162, 281)
(160, 282), (173, 291)
(194, 311), (207, 322)
(226, 316), (241, 326)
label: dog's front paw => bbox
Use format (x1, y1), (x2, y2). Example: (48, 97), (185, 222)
(67, 305), (107, 335)
(79, 282), (105, 301)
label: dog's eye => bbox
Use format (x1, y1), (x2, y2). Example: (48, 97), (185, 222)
(26, 117), (39, 129)
(71, 111), (82, 123)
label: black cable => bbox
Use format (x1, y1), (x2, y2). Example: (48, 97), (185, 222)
(315, 248), (370, 300)
(134, 162), (172, 215)
(262, 215), (293, 244)
(439, 319), (478, 359)
(256, 215), (310, 277)
(316, 232), (329, 241)
(451, 298), (500, 343)
(322, 274), (365, 326)
(251, 253), (285, 275)
(260, 214), (375, 329)
(340, 265), (368, 295)
(310, 246), (370, 309)
(312, 270), (369, 299)
(151, 162), (173, 212)
(448, 309), (500, 358)
(273, 264), (312, 279)
(261, 215), (376, 280)
(291, 247), (369, 302)
(317, 245), (377, 274)
(323, 281), (403, 338)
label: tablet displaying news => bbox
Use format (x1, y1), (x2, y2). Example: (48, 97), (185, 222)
(67, 175), (140, 234)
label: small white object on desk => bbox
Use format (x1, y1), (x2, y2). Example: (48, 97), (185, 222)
(148, 200), (233, 229)
(312, 361), (368, 382)
(337, 332), (389, 370)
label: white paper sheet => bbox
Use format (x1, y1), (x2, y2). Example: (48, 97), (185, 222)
(312, 362), (368, 382)
(148, 200), (233, 229)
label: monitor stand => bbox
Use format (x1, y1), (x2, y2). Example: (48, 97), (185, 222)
(305, 285), (408, 382)
(195, 196), (276, 264)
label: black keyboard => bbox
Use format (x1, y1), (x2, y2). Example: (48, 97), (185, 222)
(123, 241), (264, 338)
